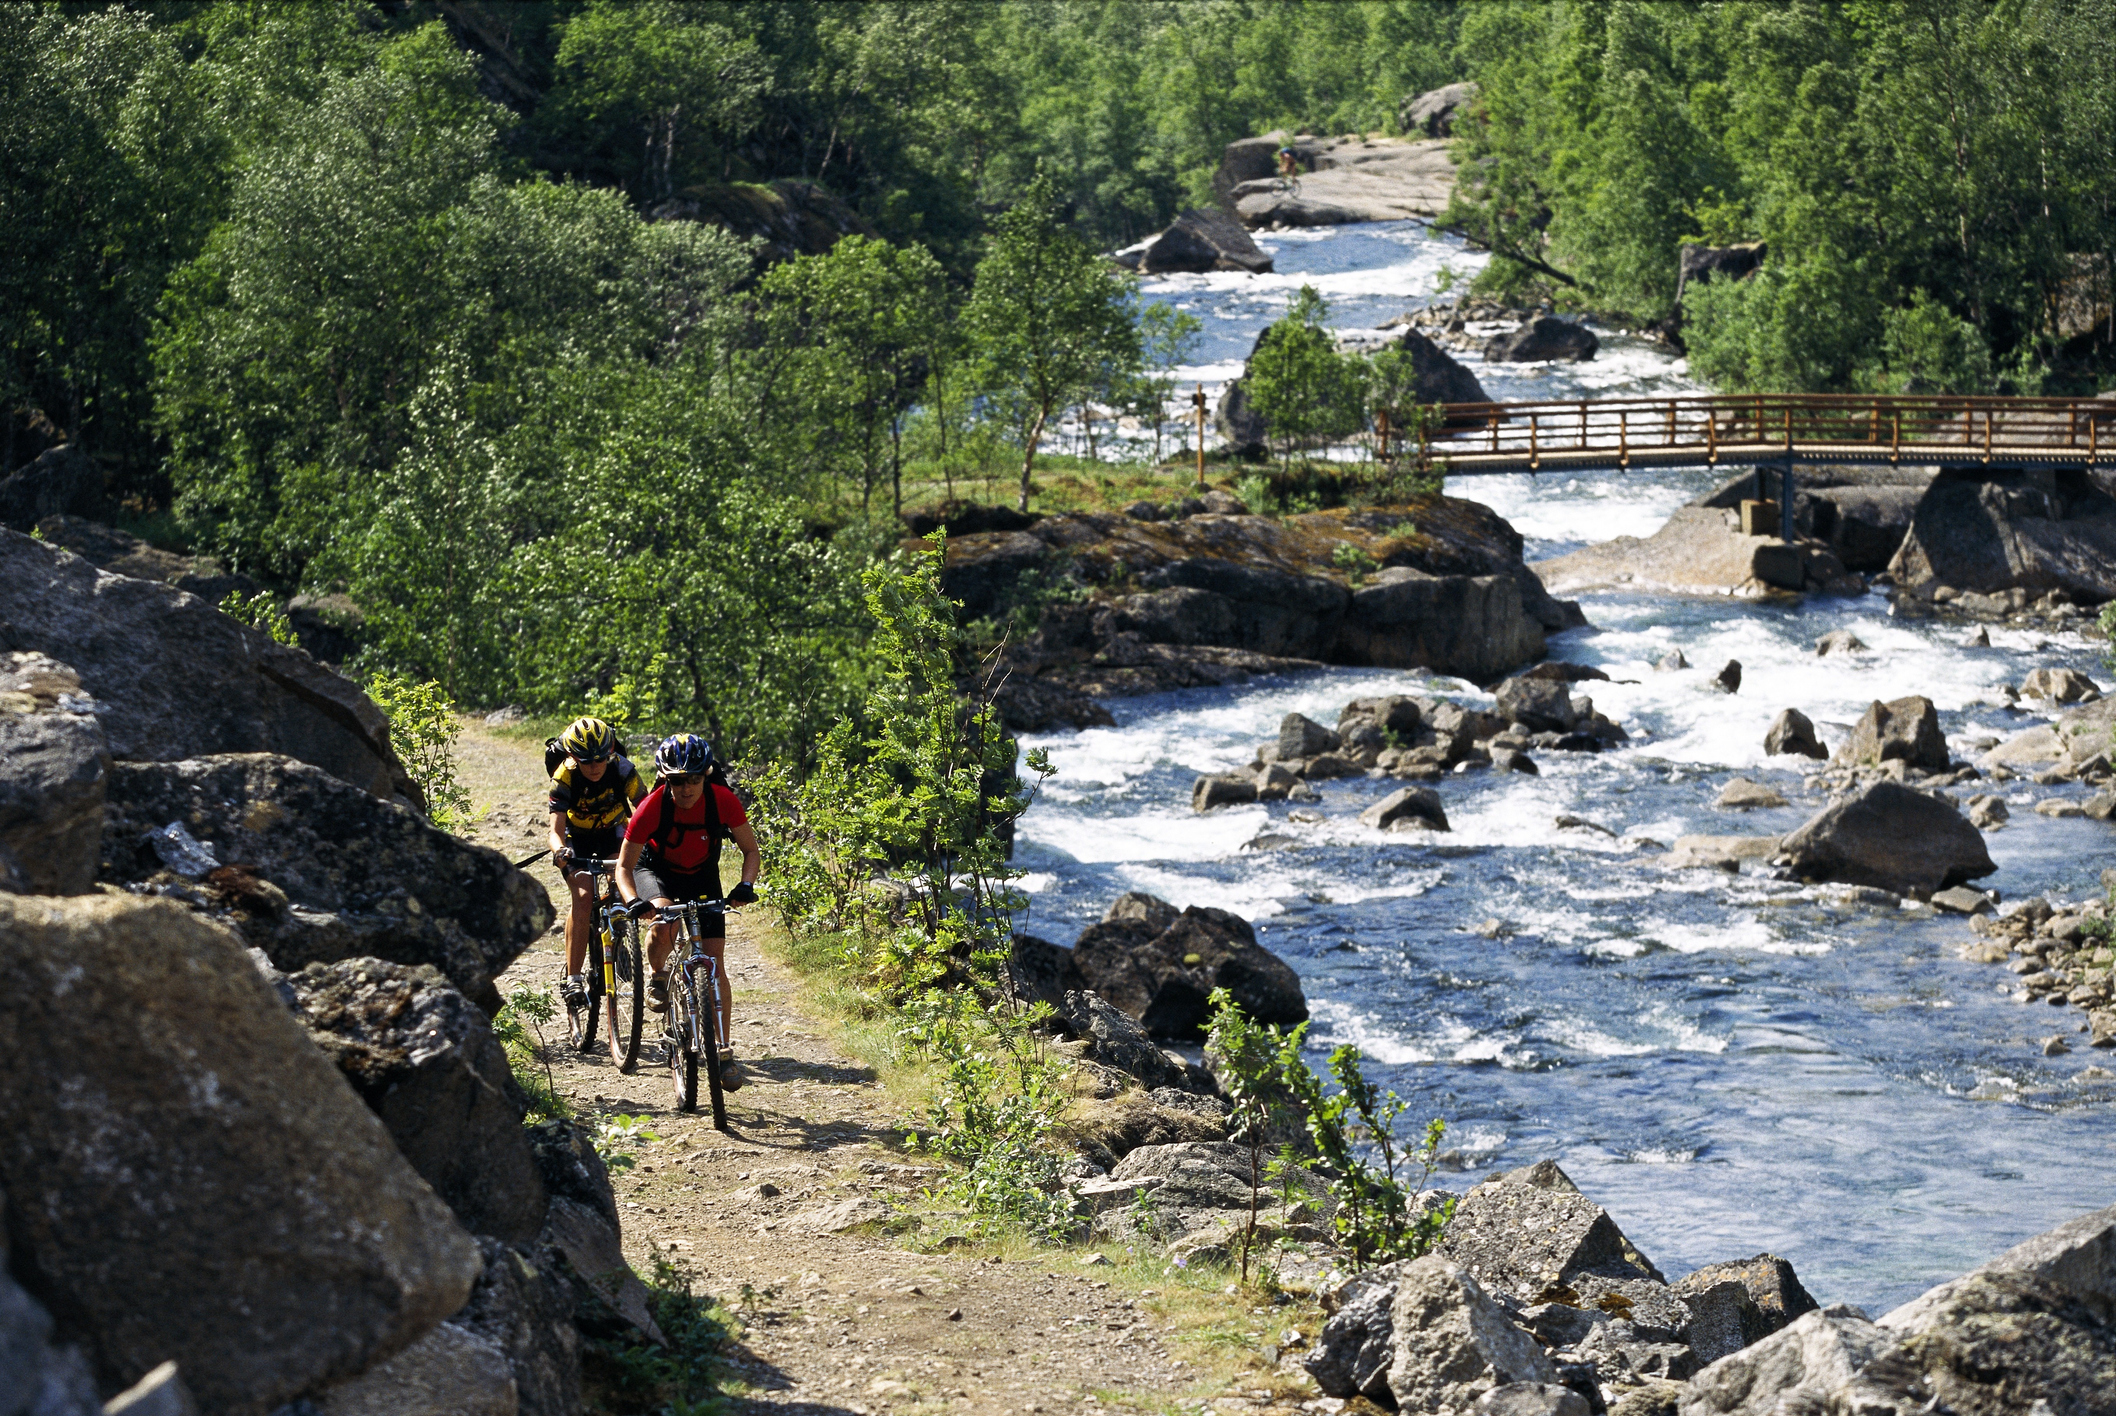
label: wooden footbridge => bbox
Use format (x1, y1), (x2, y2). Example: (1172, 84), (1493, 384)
(1412, 392), (2114, 539)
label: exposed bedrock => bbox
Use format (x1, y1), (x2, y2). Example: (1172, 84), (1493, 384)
(949, 502), (1582, 729)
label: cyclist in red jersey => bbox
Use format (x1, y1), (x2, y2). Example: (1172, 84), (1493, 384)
(615, 734), (760, 1086)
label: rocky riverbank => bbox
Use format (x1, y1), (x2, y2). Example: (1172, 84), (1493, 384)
(943, 496), (1585, 731)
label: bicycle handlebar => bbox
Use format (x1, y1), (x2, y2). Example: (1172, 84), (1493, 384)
(557, 853), (622, 876)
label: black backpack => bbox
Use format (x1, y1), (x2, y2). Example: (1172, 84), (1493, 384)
(643, 776), (727, 865)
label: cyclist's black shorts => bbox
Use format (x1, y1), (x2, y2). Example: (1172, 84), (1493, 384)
(633, 861), (725, 939)
(563, 825), (621, 866)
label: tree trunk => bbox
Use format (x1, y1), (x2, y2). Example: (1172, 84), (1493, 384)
(1017, 407), (1047, 514)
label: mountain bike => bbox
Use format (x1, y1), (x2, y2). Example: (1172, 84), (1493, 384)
(656, 898), (729, 1130)
(560, 857), (645, 1073)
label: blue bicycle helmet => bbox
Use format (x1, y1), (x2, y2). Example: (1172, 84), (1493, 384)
(653, 733), (717, 778)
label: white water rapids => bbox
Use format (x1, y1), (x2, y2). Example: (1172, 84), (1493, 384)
(1016, 221), (2116, 1313)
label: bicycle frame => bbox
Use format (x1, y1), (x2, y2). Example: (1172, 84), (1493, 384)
(660, 899), (728, 1053)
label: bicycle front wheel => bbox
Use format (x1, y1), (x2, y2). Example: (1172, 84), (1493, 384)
(608, 920), (644, 1074)
(668, 971), (699, 1113)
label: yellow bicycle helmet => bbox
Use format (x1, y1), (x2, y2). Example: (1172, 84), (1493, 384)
(558, 716), (619, 763)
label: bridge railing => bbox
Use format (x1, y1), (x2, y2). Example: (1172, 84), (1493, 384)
(1423, 393), (2114, 470)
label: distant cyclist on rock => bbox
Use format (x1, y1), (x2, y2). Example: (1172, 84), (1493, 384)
(616, 733), (760, 1088)
(546, 717), (644, 1010)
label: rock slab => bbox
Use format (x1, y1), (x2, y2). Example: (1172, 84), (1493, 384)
(0, 654), (107, 895)
(0, 894), (481, 1414)
(1388, 1254), (1561, 1411)
(0, 528), (416, 805)
(1779, 779), (1995, 897)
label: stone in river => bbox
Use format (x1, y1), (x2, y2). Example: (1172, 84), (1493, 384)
(1779, 780), (1995, 897)
(1654, 649), (1689, 671)
(1814, 629), (1867, 656)
(1667, 836), (1780, 871)
(2023, 666), (2100, 704)
(1483, 316), (1598, 363)
(1492, 748), (1539, 775)
(1496, 676), (1579, 732)
(1279, 712), (1340, 758)
(1716, 778), (1788, 809)
(1931, 886), (1996, 915)
(1765, 708), (1828, 759)
(1834, 695), (1949, 771)
(1714, 659), (1743, 693)
(1191, 774), (1257, 812)
(1360, 786), (1450, 832)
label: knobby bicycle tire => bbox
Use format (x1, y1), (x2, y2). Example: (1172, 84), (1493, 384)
(701, 967), (727, 1131)
(608, 917), (644, 1074)
(669, 970), (699, 1113)
(572, 928), (604, 1054)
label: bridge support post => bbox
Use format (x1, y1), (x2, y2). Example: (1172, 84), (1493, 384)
(1780, 456), (1797, 542)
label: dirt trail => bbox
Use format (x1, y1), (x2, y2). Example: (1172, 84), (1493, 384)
(457, 722), (1311, 1416)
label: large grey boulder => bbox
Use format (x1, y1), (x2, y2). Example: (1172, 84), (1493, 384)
(1112, 208), (1273, 275)
(1889, 466), (2116, 601)
(99, 754), (552, 1010)
(1337, 570), (1547, 684)
(1072, 901), (1307, 1038)
(0, 654), (107, 895)
(1435, 1161), (1664, 1303)
(1400, 81), (1478, 138)
(1831, 695), (1948, 771)
(1778, 779), (1995, 897)
(1388, 1255), (1561, 1411)
(452, 1237), (582, 1416)
(1678, 1305), (1890, 1416)
(1979, 695), (2116, 778)
(288, 959), (549, 1244)
(312, 1322), (516, 1416)
(1496, 676), (1578, 732)
(1101, 1141), (1335, 1249)
(1307, 1265), (1404, 1403)
(0, 528), (418, 806)
(1391, 327), (1490, 406)
(0, 894), (482, 1414)
(1105, 891), (1182, 935)
(1360, 786), (1450, 833)
(1763, 709), (1826, 760)
(1484, 317), (1598, 363)
(0, 444), (102, 528)
(1280, 712), (1341, 759)
(1002, 933), (1088, 1014)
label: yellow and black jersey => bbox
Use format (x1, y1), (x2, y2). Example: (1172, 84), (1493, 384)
(548, 755), (644, 831)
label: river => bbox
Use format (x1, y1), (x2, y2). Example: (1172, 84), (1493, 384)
(1016, 220), (2116, 1314)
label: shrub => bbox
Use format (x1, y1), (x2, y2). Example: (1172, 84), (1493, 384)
(365, 671), (473, 829)
(1206, 988), (1453, 1270)
(218, 589), (297, 646)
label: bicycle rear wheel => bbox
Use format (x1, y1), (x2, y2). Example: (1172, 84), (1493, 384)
(607, 918), (644, 1074)
(570, 929), (604, 1053)
(669, 971), (699, 1113)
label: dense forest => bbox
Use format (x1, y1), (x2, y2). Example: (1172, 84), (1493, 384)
(4, 1), (2112, 764)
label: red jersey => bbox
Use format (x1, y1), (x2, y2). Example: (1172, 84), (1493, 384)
(623, 784), (747, 873)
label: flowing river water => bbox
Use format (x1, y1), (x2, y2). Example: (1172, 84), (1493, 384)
(1017, 221), (2116, 1314)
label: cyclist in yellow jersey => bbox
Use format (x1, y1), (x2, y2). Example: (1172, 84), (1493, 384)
(546, 716), (645, 1007)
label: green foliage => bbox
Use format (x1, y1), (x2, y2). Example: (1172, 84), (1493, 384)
(581, 1256), (733, 1416)
(1206, 988), (1453, 1271)
(759, 235), (952, 517)
(1246, 287), (1367, 470)
(965, 171), (1144, 511)
(594, 1113), (661, 1175)
(751, 536), (1073, 1233)
(1330, 543), (1379, 586)
(217, 589), (296, 646)
(365, 672), (472, 830)
(1450, 0), (2116, 391)
(494, 984), (568, 1123)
